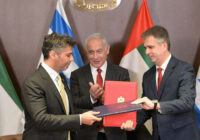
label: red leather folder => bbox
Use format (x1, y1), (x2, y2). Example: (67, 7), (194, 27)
(103, 81), (137, 127)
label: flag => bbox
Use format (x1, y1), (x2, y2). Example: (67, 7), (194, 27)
(119, 0), (153, 133)
(0, 56), (24, 136)
(38, 0), (83, 85)
(195, 66), (200, 129)
(120, 0), (153, 96)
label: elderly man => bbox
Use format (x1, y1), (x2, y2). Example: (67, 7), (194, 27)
(70, 33), (130, 140)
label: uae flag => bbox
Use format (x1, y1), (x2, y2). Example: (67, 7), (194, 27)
(120, 0), (153, 133)
(0, 56), (24, 136)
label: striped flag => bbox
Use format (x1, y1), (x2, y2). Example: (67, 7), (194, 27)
(0, 56), (24, 136)
(120, 0), (153, 100)
(119, 0), (153, 133)
(195, 66), (200, 129)
(38, 0), (83, 85)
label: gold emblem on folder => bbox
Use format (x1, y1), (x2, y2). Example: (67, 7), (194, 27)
(117, 96), (125, 103)
(70, 0), (121, 11)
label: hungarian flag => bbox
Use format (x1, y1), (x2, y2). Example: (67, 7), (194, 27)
(0, 56), (24, 136)
(120, 0), (153, 133)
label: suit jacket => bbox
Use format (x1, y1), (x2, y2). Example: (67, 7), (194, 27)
(22, 65), (80, 140)
(70, 62), (130, 140)
(137, 56), (199, 140)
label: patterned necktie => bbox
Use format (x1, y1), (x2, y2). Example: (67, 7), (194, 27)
(157, 68), (163, 94)
(57, 75), (70, 140)
(96, 68), (103, 87)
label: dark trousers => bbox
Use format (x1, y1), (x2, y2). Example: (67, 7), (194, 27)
(97, 132), (107, 140)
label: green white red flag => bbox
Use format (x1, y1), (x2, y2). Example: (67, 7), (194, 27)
(120, 0), (154, 133)
(120, 0), (153, 98)
(0, 56), (24, 136)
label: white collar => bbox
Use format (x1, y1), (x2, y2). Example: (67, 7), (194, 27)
(41, 62), (59, 81)
(156, 54), (171, 70)
(90, 61), (107, 73)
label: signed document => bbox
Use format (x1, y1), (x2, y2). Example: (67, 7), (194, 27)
(93, 101), (142, 117)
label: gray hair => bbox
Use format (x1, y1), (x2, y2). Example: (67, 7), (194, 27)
(85, 33), (109, 49)
(42, 33), (75, 59)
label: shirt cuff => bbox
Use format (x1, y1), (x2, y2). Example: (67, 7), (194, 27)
(80, 114), (82, 125)
(90, 95), (97, 104)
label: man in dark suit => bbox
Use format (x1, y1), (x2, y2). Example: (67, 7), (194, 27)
(70, 33), (130, 140)
(128, 25), (200, 140)
(21, 33), (101, 140)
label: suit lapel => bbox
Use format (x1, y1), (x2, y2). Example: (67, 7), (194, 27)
(158, 56), (177, 99)
(105, 62), (114, 81)
(84, 64), (94, 84)
(38, 66), (66, 114)
(149, 66), (158, 98)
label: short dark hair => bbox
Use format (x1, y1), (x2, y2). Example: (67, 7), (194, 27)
(42, 33), (76, 59)
(141, 25), (170, 50)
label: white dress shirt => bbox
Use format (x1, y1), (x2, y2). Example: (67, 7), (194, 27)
(155, 54), (172, 89)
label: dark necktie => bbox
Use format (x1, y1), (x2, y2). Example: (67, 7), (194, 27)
(157, 68), (163, 94)
(96, 68), (103, 87)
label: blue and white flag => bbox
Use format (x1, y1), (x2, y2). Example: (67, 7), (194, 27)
(195, 66), (200, 129)
(38, 0), (83, 85)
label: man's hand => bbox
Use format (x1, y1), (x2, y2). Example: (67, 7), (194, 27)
(81, 111), (102, 125)
(89, 82), (104, 101)
(131, 97), (160, 110)
(99, 93), (105, 104)
(120, 120), (135, 131)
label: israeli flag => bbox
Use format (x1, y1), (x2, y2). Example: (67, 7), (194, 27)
(195, 66), (200, 129)
(38, 0), (83, 85)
